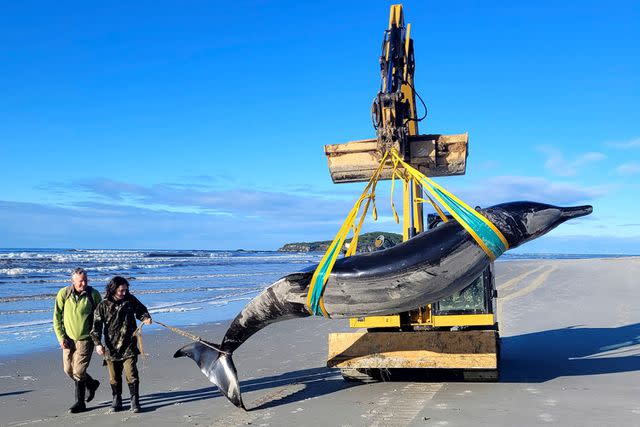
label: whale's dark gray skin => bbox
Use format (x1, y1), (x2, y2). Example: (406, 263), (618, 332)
(174, 201), (592, 409)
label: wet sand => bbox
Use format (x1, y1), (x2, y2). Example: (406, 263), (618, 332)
(2, 257), (640, 426)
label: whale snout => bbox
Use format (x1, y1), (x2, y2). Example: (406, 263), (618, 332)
(560, 205), (593, 220)
(485, 201), (594, 250)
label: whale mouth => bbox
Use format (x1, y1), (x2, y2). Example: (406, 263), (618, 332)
(560, 205), (593, 220)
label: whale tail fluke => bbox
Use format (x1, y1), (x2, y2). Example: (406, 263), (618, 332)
(174, 342), (245, 410)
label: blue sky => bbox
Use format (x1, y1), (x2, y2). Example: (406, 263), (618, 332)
(1, 1), (638, 253)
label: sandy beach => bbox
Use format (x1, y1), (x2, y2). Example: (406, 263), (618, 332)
(2, 257), (640, 426)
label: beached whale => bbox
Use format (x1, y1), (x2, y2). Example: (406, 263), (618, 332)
(174, 201), (592, 409)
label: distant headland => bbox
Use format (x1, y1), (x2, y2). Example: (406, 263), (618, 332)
(278, 231), (403, 253)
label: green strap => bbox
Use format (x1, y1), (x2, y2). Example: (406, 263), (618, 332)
(308, 240), (343, 316)
(432, 187), (507, 258)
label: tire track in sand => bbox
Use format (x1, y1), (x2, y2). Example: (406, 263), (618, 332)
(497, 265), (557, 323)
(497, 264), (547, 292)
(207, 383), (307, 426)
(365, 383), (443, 426)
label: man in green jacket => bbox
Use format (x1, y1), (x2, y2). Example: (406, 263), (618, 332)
(53, 268), (102, 413)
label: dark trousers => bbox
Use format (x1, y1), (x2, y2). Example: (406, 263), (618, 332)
(106, 357), (139, 386)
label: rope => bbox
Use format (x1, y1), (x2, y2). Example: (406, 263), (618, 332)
(154, 320), (229, 355)
(133, 323), (146, 359)
(98, 319), (224, 362)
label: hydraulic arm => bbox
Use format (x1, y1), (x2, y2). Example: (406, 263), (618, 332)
(371, 4), (421, 160)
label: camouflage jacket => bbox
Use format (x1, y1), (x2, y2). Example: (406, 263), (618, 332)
(90, 294), (150, 361)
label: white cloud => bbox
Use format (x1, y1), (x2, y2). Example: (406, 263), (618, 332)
(576, 152), (607, 165)
(616, 162), (640, 176)
(607, 137), (640, 149)
(537, 146), (606, 176)
(446, 175), (606, 208)
(48, 178), (357, 222)
(67, 174), (607, 233)
(4, 198), (633, 253)
(17, 172), (610, 249)
(0, 199), (347, 250)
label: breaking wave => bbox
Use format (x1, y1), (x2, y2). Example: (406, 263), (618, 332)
(0, 248), (321, 356)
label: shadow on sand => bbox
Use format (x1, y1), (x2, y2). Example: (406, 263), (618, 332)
(140, 323), (640, 410)
(500, 322), (640, 382)
(138, 367), (353, 412)
(0, 390), (33, 398)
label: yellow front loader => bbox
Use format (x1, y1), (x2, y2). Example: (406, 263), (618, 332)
(324, 4), (499, 382)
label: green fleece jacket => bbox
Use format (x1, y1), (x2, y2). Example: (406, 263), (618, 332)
(53, 286), (102, 343)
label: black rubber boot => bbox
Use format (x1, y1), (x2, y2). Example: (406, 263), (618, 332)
(128, 382), (141, 413)
(110, 383), (123, 412)
(69, 381), (87, 413)
(86, 376), (100, 403)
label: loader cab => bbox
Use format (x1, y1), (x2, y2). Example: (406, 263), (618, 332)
(426, 213), (497, 322)
(348, 214), (498, 330)
(432, 265), (495, 317)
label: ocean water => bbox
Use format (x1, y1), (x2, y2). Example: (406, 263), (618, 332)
(0, 248), (631, 357)
(0, 248), (322, 357)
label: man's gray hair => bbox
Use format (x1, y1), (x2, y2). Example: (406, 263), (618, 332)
(71, 267), (87, 277)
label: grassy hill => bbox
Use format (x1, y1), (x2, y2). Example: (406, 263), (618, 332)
(278, 231), (403, 253)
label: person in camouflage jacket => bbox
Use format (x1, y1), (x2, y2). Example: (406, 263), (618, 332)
(91, 276), (151, 413)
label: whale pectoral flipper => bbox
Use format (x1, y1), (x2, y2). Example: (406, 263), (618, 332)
(174, 342), (245, 409)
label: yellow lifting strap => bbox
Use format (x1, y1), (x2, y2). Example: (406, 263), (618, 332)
(389, 157), (449, 226)
(307, 149), (509, 317)
(306, 151), (390, 317)
(389, 150), (509, 260)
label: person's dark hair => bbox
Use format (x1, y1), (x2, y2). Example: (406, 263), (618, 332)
(105, 276), (130, 300)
